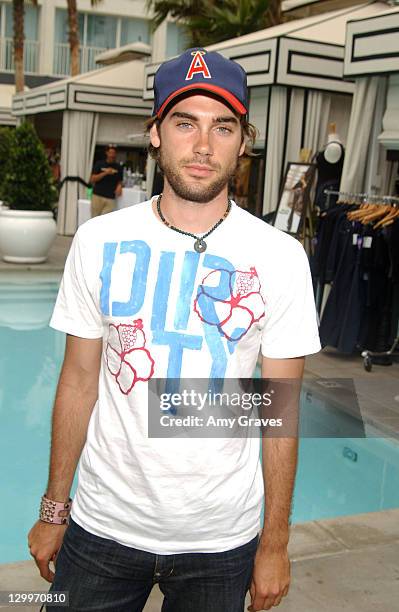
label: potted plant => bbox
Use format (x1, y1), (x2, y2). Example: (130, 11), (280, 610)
(0, 121), (58, 263)
(0, 126), (13, 209)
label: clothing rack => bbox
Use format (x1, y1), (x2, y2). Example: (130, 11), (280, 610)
(361, 337), (399, 371)
(324, 189), (399, 210)
(322, 189), (399, 371)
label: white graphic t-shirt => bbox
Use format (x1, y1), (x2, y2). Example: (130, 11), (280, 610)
(50, 199), (321, 554)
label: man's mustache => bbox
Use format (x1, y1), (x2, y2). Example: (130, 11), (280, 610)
(180, 158), (220, 170)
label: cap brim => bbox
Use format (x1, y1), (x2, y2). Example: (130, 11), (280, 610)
(156, 83), (247, 118)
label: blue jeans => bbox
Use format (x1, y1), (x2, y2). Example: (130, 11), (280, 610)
(47, 518), (259, 611)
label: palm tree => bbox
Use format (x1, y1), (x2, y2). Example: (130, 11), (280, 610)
(66, 0), (80, 76)
(146, 0), (282, 47)
(13, 0), (37, 93)
(66, 0), (101, 76)
(146, 0), (204, 46)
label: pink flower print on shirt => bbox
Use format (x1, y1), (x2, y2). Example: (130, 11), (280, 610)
(194, 266), (265, 342)
(105, 319), (155, 395)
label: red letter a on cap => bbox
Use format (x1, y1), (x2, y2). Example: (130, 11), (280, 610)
(185, 51), (211, 80)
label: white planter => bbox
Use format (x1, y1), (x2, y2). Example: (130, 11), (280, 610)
(0, 208), (57, 264)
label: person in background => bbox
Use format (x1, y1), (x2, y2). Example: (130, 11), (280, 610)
(90, 145), (123, 217)
(47, 148), (61, 185)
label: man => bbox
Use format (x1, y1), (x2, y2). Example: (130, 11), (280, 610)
(28, 48), (321, 612)
(90, 144), (123, 217)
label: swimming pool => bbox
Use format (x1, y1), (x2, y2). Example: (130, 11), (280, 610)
(1, 274), (399, 563)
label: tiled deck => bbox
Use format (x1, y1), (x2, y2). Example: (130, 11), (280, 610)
(0, 235), (73, 273)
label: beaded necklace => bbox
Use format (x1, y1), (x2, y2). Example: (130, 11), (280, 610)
(156, 194), (231, 253)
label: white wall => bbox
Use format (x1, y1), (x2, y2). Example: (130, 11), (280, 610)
(38, 1), (56, 75)
(248, 86), (269, 148)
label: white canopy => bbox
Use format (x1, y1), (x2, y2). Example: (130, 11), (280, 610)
(13, 59), (152, 117)
(95, 42), (151, 66)
(210, 1), (387, 47)
(344, 5), (399, 76)
(340, 5), (399, 197)
(282, 0), (325, 12)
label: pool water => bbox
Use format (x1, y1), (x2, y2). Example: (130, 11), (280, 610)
(1, 275), (399, 563)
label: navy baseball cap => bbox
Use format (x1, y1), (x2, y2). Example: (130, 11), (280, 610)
(153, 48), (248, 118)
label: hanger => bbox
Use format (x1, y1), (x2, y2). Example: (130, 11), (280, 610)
(357, 204), (391, 225)
(374, 206), (399, 229)
(347, 195), (375, 220)
(347, 204), (372, 219)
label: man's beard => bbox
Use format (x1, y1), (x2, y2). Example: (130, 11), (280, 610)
(158, 149), (239, 204)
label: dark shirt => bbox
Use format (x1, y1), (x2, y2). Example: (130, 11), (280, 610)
(315, 143), (345, 210)
(316, 144), (345, 185)
(92, 160), (123, 199)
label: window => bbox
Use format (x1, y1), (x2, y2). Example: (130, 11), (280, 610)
(166, 22), (189, 58)
(1, 2), (39, 73)
(86, 14), (117, 49)
(54, 9), (84, 45)
(54, 10), (116, 49)
(53, 10), (151, 76)
(5, 2), (39, 40)
(121, 18), (150, 46)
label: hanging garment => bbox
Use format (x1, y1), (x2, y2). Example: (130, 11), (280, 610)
(318, 216), (356, 351)
(317, 211), (399, 356)
(311, 204), (352, 283)
(319, 220), (367, 353)
(360, 229), (392, 353)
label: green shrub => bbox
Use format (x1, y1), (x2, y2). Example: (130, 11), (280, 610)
(0, 126), (13, 201)
(2, 121), (58, 211)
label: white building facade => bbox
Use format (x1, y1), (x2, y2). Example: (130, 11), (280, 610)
(0, 0), (186, 82)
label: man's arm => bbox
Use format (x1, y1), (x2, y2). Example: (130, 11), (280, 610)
(115, 165), (124, 197)
(28, 334), (102, 583)
(248, 356), (304, 612)
(46, 334), (102, 500)
(115, 181), (123, 198)
(90, 167), (116, 184)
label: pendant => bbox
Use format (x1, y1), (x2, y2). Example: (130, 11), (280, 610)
(194, 238), (207, 253)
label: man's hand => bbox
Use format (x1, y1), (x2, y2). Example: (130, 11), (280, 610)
(28, 520), (67, 582)
(248, 545), (290, 611)
(250, 356), (303, 610)
(115, 182), (123, 197)
(90, 168), (117, 183)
